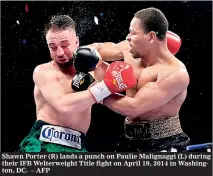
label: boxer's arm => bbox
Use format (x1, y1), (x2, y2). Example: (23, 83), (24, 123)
(88, 40), (130, 61)
(33, 65), (96, 115)
(103, 70), (189, 118)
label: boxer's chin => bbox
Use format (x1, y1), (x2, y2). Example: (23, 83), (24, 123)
(130, 48), (138, 58)
(131, 52), (140, 59)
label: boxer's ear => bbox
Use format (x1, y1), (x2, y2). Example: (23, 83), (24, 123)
(148, 31), (156, 43)
(76, 36), (79, 47)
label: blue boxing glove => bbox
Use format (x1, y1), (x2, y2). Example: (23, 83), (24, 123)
(73, 46), (101, 72)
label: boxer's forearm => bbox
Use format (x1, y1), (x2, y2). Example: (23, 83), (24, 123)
(60, 91), (96, 115)
(103, 94), (139, 117)
(88, 42), (124, 61)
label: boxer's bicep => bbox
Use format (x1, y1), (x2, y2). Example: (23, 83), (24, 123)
(33, 66), (65, 112)
(134, 70), (189, 114)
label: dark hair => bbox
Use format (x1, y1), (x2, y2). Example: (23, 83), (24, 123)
(44, 15), (76, 35)
(134, 7), (169, 40)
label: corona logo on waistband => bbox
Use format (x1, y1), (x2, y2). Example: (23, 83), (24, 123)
(41, 127), (80, 143)
(112, 71), (127, 90)
(39, 125), (82, 149)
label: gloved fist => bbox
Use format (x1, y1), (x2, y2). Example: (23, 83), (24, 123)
(89, 61), (137, 102)
(166, 31), (182, 55)
(71, 72), (96, 92)
(73, 46), (101, 72)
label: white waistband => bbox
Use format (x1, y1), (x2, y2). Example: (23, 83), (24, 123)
(39, 125), (82, 150)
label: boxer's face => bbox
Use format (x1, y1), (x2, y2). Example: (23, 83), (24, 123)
(127, 17), (150, 58)
(46, 28), (79, 65)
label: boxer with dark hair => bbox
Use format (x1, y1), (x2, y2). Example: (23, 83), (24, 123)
(89, 7), (190, 152)
(17, 15), (136, 152)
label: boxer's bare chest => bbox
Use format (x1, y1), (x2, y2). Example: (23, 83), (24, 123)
(127, 68), (159, 97)
(123, 52), (158, 97)
(56, 72), (74, 93)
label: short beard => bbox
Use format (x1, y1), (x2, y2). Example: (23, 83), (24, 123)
(56, 59), (73, 69)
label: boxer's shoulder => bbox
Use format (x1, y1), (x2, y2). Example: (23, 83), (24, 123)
(155, 66), (189, 89)
(33, 62), (58, 82)
(176, 58), (187, 70)
(140, 63), (188, 84)
(34, 62), (53, 72)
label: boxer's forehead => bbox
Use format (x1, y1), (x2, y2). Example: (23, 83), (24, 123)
(46, 29), (76, 44)
(129, 17), (143, 33)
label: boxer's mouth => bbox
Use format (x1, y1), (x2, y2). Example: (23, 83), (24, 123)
(57, 58), (68, 63)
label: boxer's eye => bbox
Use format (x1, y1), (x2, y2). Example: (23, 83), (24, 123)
(50, 47), (57, 51)
(61, 45), (68, 49)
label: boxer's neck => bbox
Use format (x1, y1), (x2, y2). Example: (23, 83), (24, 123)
(142, 41), (171, 66)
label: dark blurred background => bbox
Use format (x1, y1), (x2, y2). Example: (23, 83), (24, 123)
(1, 1), (212, 152)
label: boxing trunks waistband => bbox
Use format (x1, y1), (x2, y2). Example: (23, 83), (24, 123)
(124, 115), (183, 140)
(39, 124), (83, 150)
